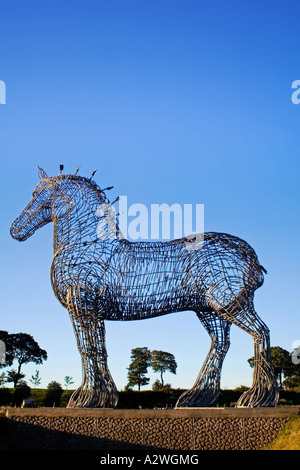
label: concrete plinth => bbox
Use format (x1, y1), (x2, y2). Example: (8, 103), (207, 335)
(4, 406), (300, 450)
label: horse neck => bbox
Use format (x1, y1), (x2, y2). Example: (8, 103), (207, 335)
(52, 179), (118, 253)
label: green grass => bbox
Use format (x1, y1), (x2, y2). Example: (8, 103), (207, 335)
(29, 388), (73, 406)
(262, 416), (300, 450)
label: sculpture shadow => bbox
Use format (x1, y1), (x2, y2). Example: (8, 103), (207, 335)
(0, 416), (167, 452)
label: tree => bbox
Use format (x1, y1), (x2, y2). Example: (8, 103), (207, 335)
(6, 369), (26, 388)
(0, 372), (6, 387)
(44, 381), (63, 407)
(151, 350), (177, 387)
(29, 370), (42, 387)
(64, 376), (74, 389)
(127, 347), (151, 391)
(0, 388), (11, 406)
(152, 379), (171, 391)
(13, 381), (31, 407)
(248, 346), (297, 388)
(283, 375), (300, 390)
(0, 331), (47, 386)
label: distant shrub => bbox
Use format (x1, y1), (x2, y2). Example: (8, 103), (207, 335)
(13, 382), (31, 406)
(0, 388), (12, 406)
(43, 381), (63, 407)
(152, 380), (171, 391)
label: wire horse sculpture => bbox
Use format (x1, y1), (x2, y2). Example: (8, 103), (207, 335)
(10, 167), (279, 408)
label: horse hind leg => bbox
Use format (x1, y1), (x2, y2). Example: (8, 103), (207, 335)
(234, 300), (279, 407)
(176, 311), (230, 408)
(208, 291), (278, 407)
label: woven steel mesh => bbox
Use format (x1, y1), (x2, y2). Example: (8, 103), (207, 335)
(10, 168), (278, 407)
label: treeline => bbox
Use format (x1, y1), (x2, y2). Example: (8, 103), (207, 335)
(118, 388), (300, 408)
(1, 386), (300, 408)
(1, 328), (299, 408)
(0, 381), (72, 407)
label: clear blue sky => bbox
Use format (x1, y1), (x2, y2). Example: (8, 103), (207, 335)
(0, 0), (299, 391)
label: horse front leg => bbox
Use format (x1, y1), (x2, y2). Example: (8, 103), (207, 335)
(176, 312), (230, 407)
(66, 286), (118, 408)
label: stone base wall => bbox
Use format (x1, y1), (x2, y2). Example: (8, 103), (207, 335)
(4, 407), (300, 451)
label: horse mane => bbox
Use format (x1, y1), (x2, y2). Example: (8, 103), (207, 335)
(53, 174), (110, 204)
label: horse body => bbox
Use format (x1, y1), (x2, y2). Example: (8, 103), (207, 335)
(102, 235), (263, 321)
(10, 168), (279, 408)
(52, 228), (263, 322)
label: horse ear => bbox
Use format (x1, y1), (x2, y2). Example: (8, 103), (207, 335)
(38, 166), (48, 179)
